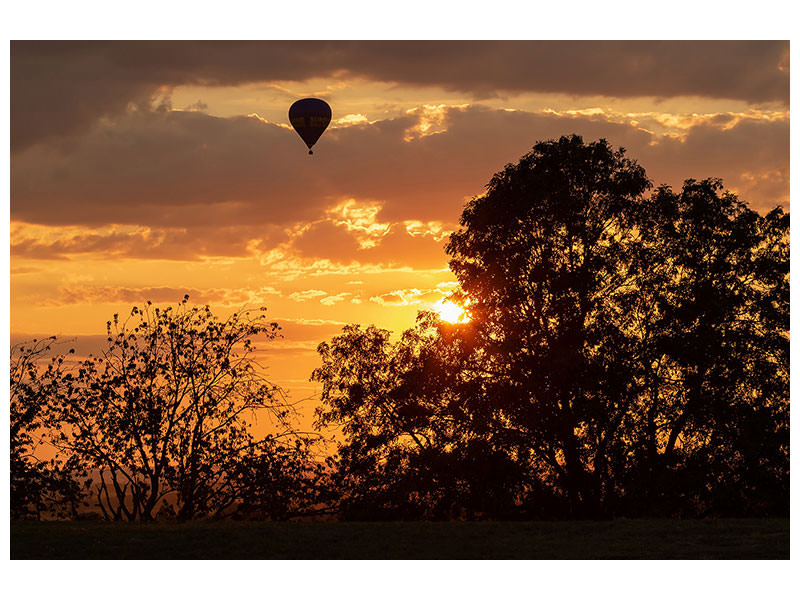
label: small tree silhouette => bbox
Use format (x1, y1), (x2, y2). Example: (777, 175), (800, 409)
(40, 297), (313, 520)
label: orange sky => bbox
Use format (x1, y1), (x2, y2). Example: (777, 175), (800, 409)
(9, 41), (790, 430)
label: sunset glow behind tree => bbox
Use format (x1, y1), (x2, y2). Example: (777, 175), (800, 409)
(10, 42), (789, 431)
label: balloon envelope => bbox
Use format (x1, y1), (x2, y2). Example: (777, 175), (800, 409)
(289, 98), (332, 154)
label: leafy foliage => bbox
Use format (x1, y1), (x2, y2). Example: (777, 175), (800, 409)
(11, 338), (86, 519)
(622, 179), (790, 516)
(28, 297), (320, 520)
(312, 315), (528, 519)
(315, 135), (789, 519)
(446, 135), (654, 517)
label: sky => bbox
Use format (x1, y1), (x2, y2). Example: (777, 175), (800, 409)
(9, 40), (790, 428)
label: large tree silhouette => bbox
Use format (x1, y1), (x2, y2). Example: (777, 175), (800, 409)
(446, 135), (653, 517)
(316, 135), (789, 519)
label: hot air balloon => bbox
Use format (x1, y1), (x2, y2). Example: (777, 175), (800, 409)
(289, 98), (332, 155)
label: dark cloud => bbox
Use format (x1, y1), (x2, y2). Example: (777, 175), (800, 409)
(12, 41), (788, 149)
(11, 224), (287, 261)
(636, 118), (790, 212)
(12, 111), (341, 228)
(11, 105), (788, 262)
(10, 105), (646, 231)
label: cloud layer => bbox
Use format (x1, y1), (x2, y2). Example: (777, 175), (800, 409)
(12, 41), (788, 149)
(12, 104), (788, 266)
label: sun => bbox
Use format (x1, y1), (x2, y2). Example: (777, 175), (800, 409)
(432, 298), (469, 324)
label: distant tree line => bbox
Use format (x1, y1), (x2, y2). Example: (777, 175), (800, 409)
(11, 136), (788, 521)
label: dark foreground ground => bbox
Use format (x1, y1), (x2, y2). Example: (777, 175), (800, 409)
(11, 518), (789, 559)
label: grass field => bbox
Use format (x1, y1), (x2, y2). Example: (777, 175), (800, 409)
(10, 518), (788, 559)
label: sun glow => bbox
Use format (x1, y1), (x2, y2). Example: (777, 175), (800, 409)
(432, 298), (469, 323)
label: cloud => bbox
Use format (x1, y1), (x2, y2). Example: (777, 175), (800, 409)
(10, 224), (287, 261)
(636, 117), (790, 212)
(288, 218), (450, 270)
(11, 104), (788, 265)
(325, 199), (391, 248)
(288, 289), (328, 302)
(268, 317), (348, 343)
(11, 225), (281, 260)
(320, 292), (351, 306)
(12, 41), (788, 149)
(369, 286), (445, 307)
(39, 286), (258, 307)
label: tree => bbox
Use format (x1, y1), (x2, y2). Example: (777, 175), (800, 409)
(226, 436), (333, 520)
(625, 179), (789, 516)
(314, 134), (789, 519)
(42, 297), (314, 520)
(312, 316), (528, 519)
(446, 135), (652, 517)
(11, 338), (85, 519)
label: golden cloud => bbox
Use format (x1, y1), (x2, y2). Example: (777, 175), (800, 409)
(369, 286), (447, 307)
(288, 289), (328, 302)
(325, 198), (392, 249)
